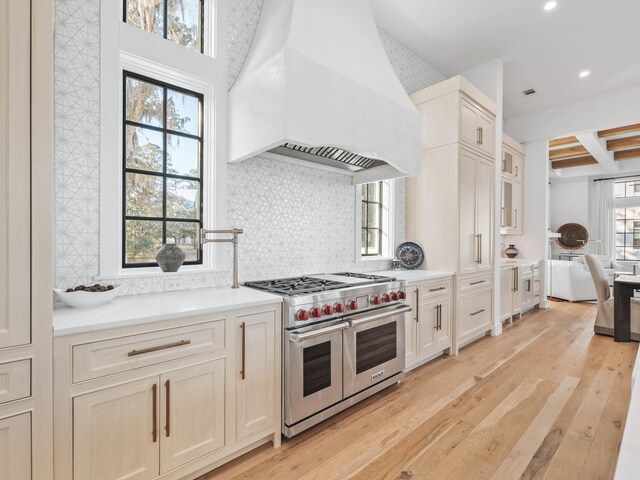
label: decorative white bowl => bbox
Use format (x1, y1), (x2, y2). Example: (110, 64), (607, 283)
(54, 284), (124, 309)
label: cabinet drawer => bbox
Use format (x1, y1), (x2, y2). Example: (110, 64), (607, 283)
(459, 290), (492, 340)
(418, 279), (452, 301)
(459, 274), (492, 294)
(519, 263), (534, 276)
(72, 321), (225, 383)
(0, 359), (31, 405)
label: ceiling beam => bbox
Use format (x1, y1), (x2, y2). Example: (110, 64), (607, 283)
(598, 123), (640, 138)
(607, 135), (640, 152)
(549, 136), (579, 148)
(614, 148), (640, 161)
(551, 155), (598, 169)
(548, 145), (589, 161)
(576, 132), (619, 172)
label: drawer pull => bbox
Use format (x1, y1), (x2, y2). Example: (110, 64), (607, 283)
(429, 286), (446, 292)
(470, 280), (486, 286)
(470, 309), (486, 316)
(152, 383), (158, 443)
(128, 339), (191, 357)
(165, 380), (171, 437)
(240, 322), (246, 380)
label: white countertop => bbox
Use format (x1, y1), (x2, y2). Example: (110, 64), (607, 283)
(369, 270), (454, 283)
(53, 286), (282, 337)
(500, 258), (541, 267)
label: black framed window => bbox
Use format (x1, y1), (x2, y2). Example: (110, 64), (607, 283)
(361, 181), (384, 256)
(123, 71), (203, 267)
(124, 0), (205, 53)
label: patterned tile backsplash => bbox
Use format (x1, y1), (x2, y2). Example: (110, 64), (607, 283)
(54, 0), (446, 294)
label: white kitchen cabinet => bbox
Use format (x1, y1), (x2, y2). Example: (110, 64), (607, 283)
(54, 305), (282, 480)
(458, 289), (492, 342)
(160, 360), (226, 473)
(405, 279), (453, 371)
(501, 135), (525, 235)
(408, 75), (496, 351)
(499, 262), (542, 324)
(74, 377), (159, 480)
(236, 311), (276, 440)
(0, 413), (31, 480)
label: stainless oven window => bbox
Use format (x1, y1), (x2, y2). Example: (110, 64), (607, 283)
(303, 341), (332, 397)
(356, 321), (397, 374)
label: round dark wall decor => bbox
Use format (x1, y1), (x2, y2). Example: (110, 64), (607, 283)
(395, 242), (425, 270)
(556, 223), (589, 251)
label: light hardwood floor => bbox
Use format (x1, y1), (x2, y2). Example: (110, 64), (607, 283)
(201, 301), (637, 480)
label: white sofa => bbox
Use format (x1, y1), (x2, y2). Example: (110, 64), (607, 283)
(573, 255), (633, 285)
(548, 260), (597, 302)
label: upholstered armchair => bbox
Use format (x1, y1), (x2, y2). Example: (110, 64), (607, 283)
(584, 254), (640, 340)
(548, 260), (597, 302)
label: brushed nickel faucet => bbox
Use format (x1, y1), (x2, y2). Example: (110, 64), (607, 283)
(201, 228), (244, 288)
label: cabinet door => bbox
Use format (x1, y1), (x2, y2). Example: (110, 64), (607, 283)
(434, 298), (452, 350)
(512, 268), (524, 315)
(417, 301), (437, 358)
(477, 111), (496, 157)
(512, 182), (524, 235)
(501, 179), (514, 231)
(523, 276), (535, 310)
(160, 359), (225, 473)
(499, 268), (513, 322)
(0, 413), (31, 480)
(459, 290), (492, 342)
(74, 377), (159, 480)
(404, 286), (419, 368)
(459, 150), (478, 275)
(460, 99), (480, 148)
(502, 148), (514, 177)
(236, 311), (276, 440)
(476, 157), (494, 272)
(0, 0), (31, 349)
(513, 152), (524, 183)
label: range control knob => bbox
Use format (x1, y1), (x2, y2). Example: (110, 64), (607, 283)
(371, 295), (381, 305)
(334, 303), (345, 313)
(382, 293), (391, 303)
(310, 307), (322, 318)
(323, 305), (334, 315)
(297, 309), (310, 321)
(348, 300), (358, 311)
(391, 292), (399, 301)
(398, 291), (407, 300)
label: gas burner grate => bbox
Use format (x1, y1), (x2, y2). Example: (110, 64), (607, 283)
(331, 272), (396, 283)
(244, 276), (350, 296)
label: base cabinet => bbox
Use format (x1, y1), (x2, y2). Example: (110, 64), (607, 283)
(458, 289), (492, 344)
(0, 413), (31, 480)
(405, 279), (453, 371)
(499, 262), (542, 323)
(55, 306), (281, 480)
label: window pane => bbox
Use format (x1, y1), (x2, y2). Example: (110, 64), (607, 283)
(367, 203), (380, 229)
(167, 0), (202, 52)
(167, 221), (199, 261)
(367, 182), (381, 202)
(361, 228), (368, 252)
(125, 219), (163, 264)
(615, 182), (625, 198)
(167, 134), (200, 176)
(368, 229), (380, 254)
(167, 178), (200, 219)
(126, 173), (164, 217)
(361, 185), (367, 201)
(126, 126), (164, 172)
(126, 77), (164, 128)
(167, 89), (199, 135)
(126, 0), (165, 36)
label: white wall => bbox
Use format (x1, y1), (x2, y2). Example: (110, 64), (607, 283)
(548, 177), (591, 257)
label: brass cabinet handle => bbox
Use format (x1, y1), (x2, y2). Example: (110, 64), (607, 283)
(478, 233), (483, 264)
(240, 322), (246, 380)
(429, 286), (446, 292)
(470, 280), (486, 286)
(128, 339), (191, 357)
(152, 384), (158, 443)
(438, 305), (442, 330)
(527, 279), (532, 292)
(470, 309), (486, 316)
(415, 289), (419, 323)
(514, 210), (518, 230)
(515, 165), (519, 177)
(476, 234), (481, 264)
(165, 380), (171, 437)
(477, 126), (482, 145)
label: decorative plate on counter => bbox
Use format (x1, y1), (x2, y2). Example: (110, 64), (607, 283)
(395, 242), (425, 270)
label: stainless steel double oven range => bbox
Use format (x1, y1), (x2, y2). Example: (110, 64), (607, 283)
(245, 273), (410, 437)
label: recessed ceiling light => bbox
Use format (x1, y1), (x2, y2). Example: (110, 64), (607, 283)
(579, 70), (591, 78)
(544, 1), (558, 11)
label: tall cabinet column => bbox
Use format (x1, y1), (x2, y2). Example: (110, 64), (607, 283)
(0, 0), (54, 477)
(407, 76), (497, 352)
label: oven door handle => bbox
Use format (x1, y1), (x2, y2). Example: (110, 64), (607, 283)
(348, 305), (412, 327)
(289, 322), (349, 342)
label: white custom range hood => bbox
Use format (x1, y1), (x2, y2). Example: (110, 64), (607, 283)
(228, 0), (421, 184)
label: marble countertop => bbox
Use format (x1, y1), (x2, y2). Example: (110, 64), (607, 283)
(53, 286), (283, 337)
(500, 258), (542, 267)
(369, 270), (455, 283)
